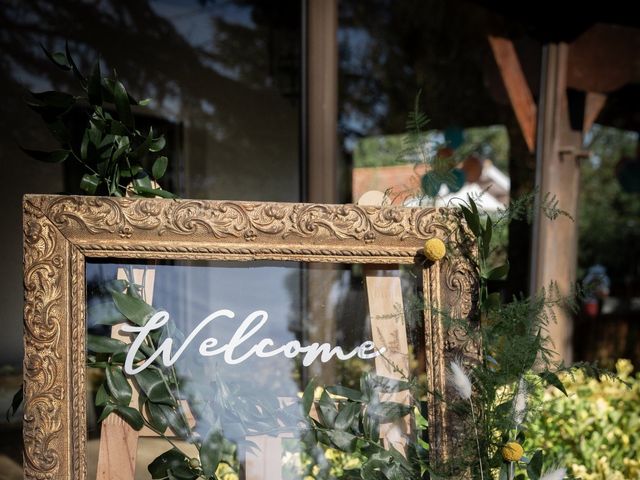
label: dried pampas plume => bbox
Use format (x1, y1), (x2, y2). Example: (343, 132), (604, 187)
(449, 360), (483, 479)
(449, 360), (472, 400)
(540, 468), (567, 480)
(513, 377), (528, 427)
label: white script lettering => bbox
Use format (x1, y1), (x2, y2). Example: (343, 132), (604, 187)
(121, 310), (386, 375)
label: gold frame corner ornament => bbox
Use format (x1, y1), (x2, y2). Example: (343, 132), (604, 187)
(22, 194), (476, 479)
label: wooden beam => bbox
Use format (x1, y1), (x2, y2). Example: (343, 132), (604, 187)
(530, 43), (583, 364)
(568, 24), (640, 94)
(308, 0), (338, 203)
(488, 36), (538, 152)
(583, 92), (607, 135)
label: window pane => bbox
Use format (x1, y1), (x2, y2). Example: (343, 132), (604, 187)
(85, 259), (424, 479)
(338, 0), (540, 208)
(1, 0), (302, 201)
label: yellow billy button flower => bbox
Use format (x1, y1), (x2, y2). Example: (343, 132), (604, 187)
(501, 442), (524, 462)
(424, 237), (446, 262)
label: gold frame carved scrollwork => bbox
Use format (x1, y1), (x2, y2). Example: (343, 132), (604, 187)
(23, 194), (477, 479)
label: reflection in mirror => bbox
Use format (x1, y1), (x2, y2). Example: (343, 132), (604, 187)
(85, 259), (425, 479)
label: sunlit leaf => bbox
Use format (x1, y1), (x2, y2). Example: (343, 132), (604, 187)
(87, 334), (126, 354)
(539, 371), (568, 396)
(80, 173), (100, 194)
(136, 368), (175, 405)
(111, 290), (155, 326)
(106, 365), (132, 406)
(113, 404), (144, 430)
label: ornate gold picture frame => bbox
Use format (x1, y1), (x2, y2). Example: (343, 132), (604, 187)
(23, 194), (476, 479)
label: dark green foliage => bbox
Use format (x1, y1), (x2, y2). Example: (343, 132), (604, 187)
(23, 43), (176, 198)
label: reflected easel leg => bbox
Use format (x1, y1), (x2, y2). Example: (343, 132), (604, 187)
(95, 267), (155, 480)
(359, 191), (412, 456)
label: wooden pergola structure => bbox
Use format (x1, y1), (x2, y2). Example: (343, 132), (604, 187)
(307, 0), (640, 363)
(489, 22), (640, 362)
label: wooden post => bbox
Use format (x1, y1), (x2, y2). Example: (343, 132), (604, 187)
(530, 44), (583, 364)
(308, 0), (338, 204)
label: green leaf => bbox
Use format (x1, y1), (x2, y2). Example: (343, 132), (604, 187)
(302, 378), (316, 416)
(148, 449), (195, 480)
(111, 349), (146, 365)
(362, 411), (380, 440)
(334, 402), (360, 431)
(149, 136), (166, 153)
(30, 91), (75, 109)
(87, 334), (126, 354)
(114, 80), (134, 129)
(539, 371), (568, 396)
(499, 462), (509, 480)
(131, 129), (153, 159)
(317, 389), (338, 427)
(145, 401), (170, 433)
(360, 373), (375, 402)
(5, 385), (23, 421)
(486, 262), (509, 281)
(44, 119), (70, 144)
(80, 173), (100, 194)
(326, 385), (363, 402)
(367, 373), (411, 393)
(40, 44), (71, 70)
(200, 429), (223, 476)
(485, 292), (502, 311)
(97, 403), (115, 423)
(113, 404), (144, 430)
(95, 383), (109, 407)
(152, 156), (168, 179)
(482, 215), (493, 259)
(367, 401), (412, 421)
(65, 41), (86, 86)
(88, 301), (126, 326)
(106, 365), (132, 406)
(111, 290), (155, 326)
(136, 368), (175, 405)
(134, 186), (177, 199)
(526, 450), (544, 480)
(326, 430), (358, 452)
(20, 148), (69, 164)
(88, 61), (103, 106)
(469, 196), (479, 217)
(460, 205), (481, 237)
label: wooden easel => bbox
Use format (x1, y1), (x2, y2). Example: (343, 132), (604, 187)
(96, 191), (411, 478)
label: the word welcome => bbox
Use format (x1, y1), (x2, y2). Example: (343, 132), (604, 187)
(122, 310), (386, 375)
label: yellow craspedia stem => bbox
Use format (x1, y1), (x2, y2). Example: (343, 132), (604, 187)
(502, 442), (524, 462)
(424, 237), (446, 262)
